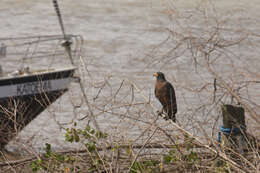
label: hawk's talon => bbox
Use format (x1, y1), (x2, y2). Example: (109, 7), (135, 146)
(163, 116), (169, 120)
(157, 110), (163, 116)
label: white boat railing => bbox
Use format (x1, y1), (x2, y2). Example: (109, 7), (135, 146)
(0, 34), (83, 77)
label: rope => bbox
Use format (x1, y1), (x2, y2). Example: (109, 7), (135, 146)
(217, 125), (246, 143)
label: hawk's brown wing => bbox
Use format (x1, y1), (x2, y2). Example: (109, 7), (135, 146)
(155, 81), (177, 121)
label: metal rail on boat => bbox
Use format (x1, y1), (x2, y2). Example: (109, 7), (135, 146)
(0, 35), (83, 148)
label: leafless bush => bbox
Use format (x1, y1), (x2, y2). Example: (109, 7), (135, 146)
(0, 0), (259, 172)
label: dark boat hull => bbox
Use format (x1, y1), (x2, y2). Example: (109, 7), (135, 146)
(0, 68), (75, 148)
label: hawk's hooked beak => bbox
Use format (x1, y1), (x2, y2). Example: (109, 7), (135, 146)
(153, 72), (158, 77)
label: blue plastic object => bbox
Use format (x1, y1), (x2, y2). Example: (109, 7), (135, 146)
(217, 125), (246, 143)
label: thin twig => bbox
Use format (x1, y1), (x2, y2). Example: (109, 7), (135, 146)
(127, 127), (158, 173)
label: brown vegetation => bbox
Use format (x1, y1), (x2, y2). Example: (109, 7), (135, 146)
(0, 0), (259, 172)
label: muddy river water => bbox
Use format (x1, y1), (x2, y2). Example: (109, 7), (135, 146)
(1, 0), (259, 151)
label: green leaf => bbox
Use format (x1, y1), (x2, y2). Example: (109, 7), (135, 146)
(64, 156), (70, 162)
(45, 143), (52, 156)
(86, 142), (96, 152)
(73, 130), (80, 142)
(85, 125), (91, 132)
(90, 129), (95, 134)
(164, 155), (173, 164)
(56, 154), (65, 161)
(45, 143), (51, 151)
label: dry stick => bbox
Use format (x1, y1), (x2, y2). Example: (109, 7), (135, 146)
(94, 147), (109, 173)
(127, 127), (158, 173)
(204, 63), (258, 171)
(115, 148), (120, 173)
(72, 46), (100, 130)
(75, 55), (100, 130)
(0, 143), (188, 167)
(85, 148), (103, 173)
(78, 79), (100, 131)
(126, 79), (250, 173)
(225, 146), (258, 171)
(205, 62), (260, 125)
(0, 151), (17, 173)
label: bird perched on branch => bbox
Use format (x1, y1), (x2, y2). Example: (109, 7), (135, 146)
(153, 72), (177, 122)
